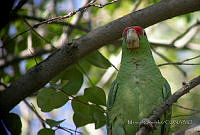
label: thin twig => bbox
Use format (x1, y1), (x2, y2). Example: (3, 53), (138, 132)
(56, 126), (81, 134)
(172, 113), (198, 118)
(76, 63), (95, 87)
(171, 104), (200, 118)
(23, 99), (79, 134)
(23, 19), (56, 49)
(23, 99), (46, 128)
(65, 0), (93, 40)
(133, 0), (142, 11)
(136, 75), (200, 135)
(158, 54), (200, 67)
(26, 0), (118, 28)
(110, 62), (119, 71)
(55, 126), (73, 134)
(16, 14), (90, 32)
(171, 20), (200, 45)
(0, 47), (53, 69)
(159, 62), (200, 66)
(182, 26), (199, 47)
(12, 0), (28, 13)
(113, 39), (200, 51)
(173, 104), (200, 112)
(173, 104), (200, 118)
(91, 0), (118, 8)
(151, 42), (200, 51)
(7, 0), (118, 45)
(182, 54), (200, 62)
(151, 47), (187, 76)
(49, 85), (105, 113)
(28, 49), (38, 65)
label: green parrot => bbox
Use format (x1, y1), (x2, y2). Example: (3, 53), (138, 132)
(107, 26), (171, 135)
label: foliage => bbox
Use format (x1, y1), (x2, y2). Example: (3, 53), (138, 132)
(37, 88), (69, 112)
(38, 128), (55, 135)
(2, 113), (22, 135)
(0, 0), (200, 134)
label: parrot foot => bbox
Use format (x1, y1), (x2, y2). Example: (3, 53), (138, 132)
(139, 118), (156, 130)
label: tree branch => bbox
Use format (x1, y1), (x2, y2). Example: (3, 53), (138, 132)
(158, 54), (200, 67)
(8, 0), (118, 43)
(12, 0), (28, 13)
(171, 20), (200, 45)
(15, 14), (90, 32)
(136, 75), (200, 135)
(0, 0), (200, 116)
(151, 42), (200, 51)
(0, 47), (53, 69)
(152, 47), (187, 76)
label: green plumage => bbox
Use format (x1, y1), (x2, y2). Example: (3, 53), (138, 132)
(107, 35), (171, 135)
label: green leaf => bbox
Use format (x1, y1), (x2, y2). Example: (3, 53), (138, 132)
(183, 14), (192, 23)
(85, 51), (111, 69)
(32, 32), (46, 48)
(84, 87), (106, 106)
(3, 113), (22, 135)
(15, 33), (28, 53)
(77, 59), (92, 74)
(46, 119), (65, 128)
(5, 37), (16, 54)
(37, 88), (69, 112)
(54, 67), (83, 95)
(25, 57), (43, 70)
(50, 83), (66, 90)
(45, 25), (63, 41)
(72, 96), (106, 128)
(73, 112), (94, 127)
(17, 9), (28, 15)
(38, 128), (55, 135)
(71, 96), (90, 115)
(104, 0), (121, 13)
(149, 0), (161, 4)
(26, 59), (36, 70)
(70, 29), (87, 40)
(90, 105), (106, 129)
(72, 96), (94, 127)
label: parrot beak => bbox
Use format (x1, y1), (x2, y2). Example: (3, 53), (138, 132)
(126, 29), (139, 49)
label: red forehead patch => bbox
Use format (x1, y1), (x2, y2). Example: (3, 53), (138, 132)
(123, 26), (144, 36)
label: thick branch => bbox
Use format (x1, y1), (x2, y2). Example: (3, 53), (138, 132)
(136, 75), (200, 135)
(0, 0), (200, 116)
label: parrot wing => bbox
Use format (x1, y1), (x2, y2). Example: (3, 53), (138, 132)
(107, 81), (126, 135)
(107, 80), (118, 110)
(107, 80), (118, 134)
(161, 78), (172, 135)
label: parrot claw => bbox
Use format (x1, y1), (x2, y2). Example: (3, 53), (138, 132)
(139, 118), (156, 130)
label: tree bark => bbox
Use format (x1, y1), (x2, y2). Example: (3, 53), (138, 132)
(0, 0), (200, 116)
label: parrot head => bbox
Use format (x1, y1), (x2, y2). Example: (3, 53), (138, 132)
(122, 26), (145, 49)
